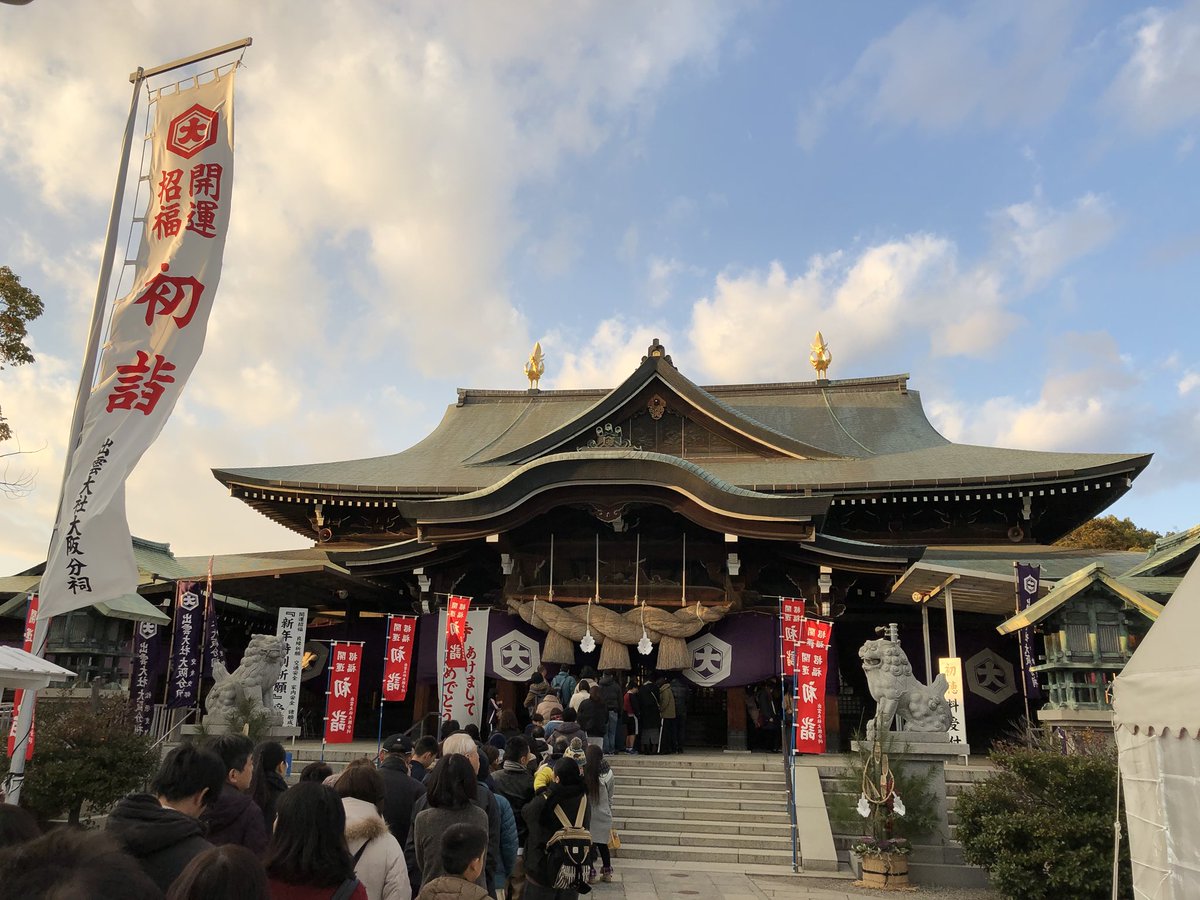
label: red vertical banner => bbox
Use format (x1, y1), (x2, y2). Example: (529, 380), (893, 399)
(6, 595), (39, 760)
(794, 618), (833, 754)
(780, 597), (806, 675)
(382, 615), (417, 701)
(324, 642), (363, 744)
(444, 595), (471, 669)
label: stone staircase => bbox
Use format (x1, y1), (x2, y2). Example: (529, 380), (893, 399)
(606, 752), (803, 875)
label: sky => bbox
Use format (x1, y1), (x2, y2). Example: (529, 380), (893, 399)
(1, 0), (1198, 574)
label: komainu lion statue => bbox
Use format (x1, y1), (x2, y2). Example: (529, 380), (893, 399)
(203, 634), (285, 728)
(859, 638), (951, 740)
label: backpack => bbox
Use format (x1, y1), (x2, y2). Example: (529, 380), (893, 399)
(552, 672), (575, 705)
(544, 795), (592, 890)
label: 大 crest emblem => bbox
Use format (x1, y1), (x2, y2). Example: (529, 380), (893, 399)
(180, 590), (200, 612)
(166, 103), (220, 159)
(491, 630), (539, 681)
(683, 633), (732, 687)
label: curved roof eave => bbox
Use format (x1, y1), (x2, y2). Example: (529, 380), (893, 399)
(396, 450), (831, 525)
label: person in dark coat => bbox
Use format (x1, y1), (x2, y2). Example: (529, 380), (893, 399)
(249, 740), (289, 831)
(379, 732), (429, 846)
(410, 735), (438, 783)
(656, 678), (677, 754)
(522, 758), (592, 899)
(597, 673), (622, 754)
(553, 707), (584, 743)
(200, 734), (270, 854)
(106, 743), (226, 894)
(577, 684), (608, 748)
(0, 828), (163, 900)
(636, 679), (661, 754)
(670, 676), (690, 755)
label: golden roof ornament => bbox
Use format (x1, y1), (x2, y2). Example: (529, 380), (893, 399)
(524, 341), (546, 390)
(810, 331), (832, 380)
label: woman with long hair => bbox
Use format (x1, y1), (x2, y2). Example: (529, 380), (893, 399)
(582, 744), (615, 883)
(622, 677), (639, 754)
(577, 685), (607, 749)
(249, 741), (289, 831)
(263, 783), (366, 899)
(497, 708), (522, 741)
(410, 754), (489, 891)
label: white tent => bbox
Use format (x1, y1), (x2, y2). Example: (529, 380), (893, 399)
(1112, 557), (1200, 898)
(0, 645), (75, 692)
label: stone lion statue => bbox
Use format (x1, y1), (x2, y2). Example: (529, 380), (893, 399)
(859, 638), (951, 740)
(203, 634), (285, 728)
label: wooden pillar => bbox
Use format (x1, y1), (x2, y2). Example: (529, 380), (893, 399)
(412, 682), (432, 733)
(727, 687), (747, 751)
(495, 679), (518, 722)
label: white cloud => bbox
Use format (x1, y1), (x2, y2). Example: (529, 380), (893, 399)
(992, 192), (1118, 288)
(546, 319), (669, 390)
(1179, 371), (1200, 395)
(798, 2), (1083, 146)
(1107, 2), (1200, 132)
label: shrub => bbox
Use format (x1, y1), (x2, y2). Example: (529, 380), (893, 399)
(955, 733), (1131, 900)
(21, 691), (157, 825)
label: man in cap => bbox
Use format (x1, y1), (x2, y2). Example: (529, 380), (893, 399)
(378, 732), (427, 846)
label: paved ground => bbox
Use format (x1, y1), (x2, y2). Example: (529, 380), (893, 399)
(586, 867), (1001, 899)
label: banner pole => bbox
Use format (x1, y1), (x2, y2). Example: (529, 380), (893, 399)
(378, 615), (392, 755)
(321, 642), (335, 763)
(1014, 562), (1033, 739)
(779, 596), (799, 873)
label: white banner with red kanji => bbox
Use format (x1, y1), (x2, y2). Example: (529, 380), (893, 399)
(39, 71), (237, 620)
(780, 597), (806, 675)
(382, 615), (417, 701)
(444, 594), (471, 669)
(794, 618), (833, 754)
(438, 608), (489, 729)
(324, 641), (363, 744)
(6, 595), (39, 760)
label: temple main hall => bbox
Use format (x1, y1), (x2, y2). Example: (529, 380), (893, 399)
(208, 337), (1150, 749)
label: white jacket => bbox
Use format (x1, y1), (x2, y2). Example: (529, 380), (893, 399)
(342, 795), (411, 900)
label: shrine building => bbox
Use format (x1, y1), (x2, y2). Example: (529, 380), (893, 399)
(211, 337), (1151, 750)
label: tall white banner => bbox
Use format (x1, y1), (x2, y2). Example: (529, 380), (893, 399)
(271, 607), (308, 727)
(939, 656), (969, 750)
(438, 609), (489, 729)
(40, 71), (238, 619)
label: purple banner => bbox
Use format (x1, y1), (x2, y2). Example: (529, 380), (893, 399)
(1015, 563), (1043, 700)
(167, 580), (203, 708)
(202, 583), (226, 678)
(131, 620), (166, 733)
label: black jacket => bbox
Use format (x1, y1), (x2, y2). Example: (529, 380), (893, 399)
(258, 769), (289, 831)
(671, 678), (690, 717)
(379, 754), (428, 845)
(106, 793), (213, 894)
(522, 783), (590, 888)
(637, 683), (661, 728)
(577, 698), (607, 737)
(598, 674), (621, 712)
(200, 783), (269, 854)
(492, 760), (535, 843)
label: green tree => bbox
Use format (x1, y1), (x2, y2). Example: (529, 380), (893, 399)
(955, 734), (1131, 900)
(1054, 515), (1161, 552)
(21, 692), (157, 826)
(0, 265), (46, 442)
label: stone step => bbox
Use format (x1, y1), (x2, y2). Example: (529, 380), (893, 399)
(618, 793), (788, 813)
(614, 803), (791, 824)
(608, 755), (780, 772)
(621, 782), (785, 801)
(616, 828), (793, 851)
(611, 815), (793, 837)
(616, 773), (785, 791)
(612, 763), (781, 782)
(614, 840), (796, 867)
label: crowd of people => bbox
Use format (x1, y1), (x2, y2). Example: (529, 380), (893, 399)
(0, 675), (637, 900)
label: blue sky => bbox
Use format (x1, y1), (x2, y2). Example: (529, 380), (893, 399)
(0, 1), (1197, 573)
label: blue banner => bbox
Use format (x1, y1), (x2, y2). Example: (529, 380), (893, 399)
(1015, 563), (1043, 700)
(167, 580), (203, 708)
(131, 620), (165, 733)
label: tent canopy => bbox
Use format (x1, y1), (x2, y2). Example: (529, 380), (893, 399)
(1113, 559), (1200, 737)
(0, 645), (75, 692)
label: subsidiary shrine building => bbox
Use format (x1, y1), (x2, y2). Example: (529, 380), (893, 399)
(212, 340), (1151, 750)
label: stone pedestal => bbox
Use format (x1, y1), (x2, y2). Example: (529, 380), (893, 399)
(181, 724), (301, 739)
(852, 732), (961, 847)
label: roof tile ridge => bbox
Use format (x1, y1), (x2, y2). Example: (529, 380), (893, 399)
(457, 387), (610, 404)
(703, 373), (911, 395)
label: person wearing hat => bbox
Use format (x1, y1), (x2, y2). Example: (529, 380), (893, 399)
(378, 733), (428, 847)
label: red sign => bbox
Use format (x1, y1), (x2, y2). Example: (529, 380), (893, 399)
(794, 618), (833, 754)
(324, 642), (363, 744)
(166, 103), (220, 159)
(445, 595), (471, 670)
(382, 615), (417, 701)
(780, 597), (806, 675)
(6, 595), (39, 760)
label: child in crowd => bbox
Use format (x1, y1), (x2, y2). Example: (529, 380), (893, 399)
(416, 823), (490, 900)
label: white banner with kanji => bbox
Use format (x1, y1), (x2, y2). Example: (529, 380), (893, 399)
(40, 71), (237, 620)
(438, 608), (489, 729)
(271, 607), (308, 727)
